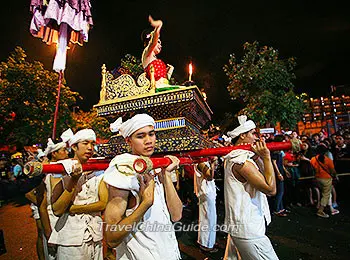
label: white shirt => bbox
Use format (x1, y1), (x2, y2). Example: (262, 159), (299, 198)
(49, 172), (104, 246)
(103, 154), (181, 260)
(223, 150), (271, 239)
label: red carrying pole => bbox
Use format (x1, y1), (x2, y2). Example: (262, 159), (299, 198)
(27, 157), (203, 175)
(174, 141), (292, 158)
(132, 157), (209, 173)
(25, 141), (293, 175)
(134, 141), (292, 172)
(25, 162), (110, 175)
(52, 71), (63, 140)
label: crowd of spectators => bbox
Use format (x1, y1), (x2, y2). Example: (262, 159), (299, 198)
(209, 126), (349, 219)
(1, 126), (349, 217)
(0, 149), (46, 206)
(0, 124), (348, 260)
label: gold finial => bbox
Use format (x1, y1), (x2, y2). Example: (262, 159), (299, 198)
(99, 64), (107, 103)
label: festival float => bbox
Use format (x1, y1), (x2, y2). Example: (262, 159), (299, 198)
(94, 66), (214, 157)
(93, 16), (216, 158)
(25, 16), (295, 175)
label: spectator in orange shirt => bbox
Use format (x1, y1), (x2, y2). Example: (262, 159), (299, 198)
(310, 145), (339, 218)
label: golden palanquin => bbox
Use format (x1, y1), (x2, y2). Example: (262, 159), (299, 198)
(94, 64), (213, 157)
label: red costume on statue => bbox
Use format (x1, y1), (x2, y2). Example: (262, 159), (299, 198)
(145, 59), (168, 81)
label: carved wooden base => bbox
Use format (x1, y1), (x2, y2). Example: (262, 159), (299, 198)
(98, 118), (213, 158)
(94, 86), (212, 128)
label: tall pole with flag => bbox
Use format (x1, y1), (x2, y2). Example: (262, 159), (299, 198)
(29, 0), (93, 139)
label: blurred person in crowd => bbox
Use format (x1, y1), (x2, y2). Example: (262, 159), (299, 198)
(268, 133), (276, 142)
(0, 155), (10, 181)
(311, 133), (321, 149)
(0, 155), (11, 207)
(291, 131), (302, 151)
(344, 132), (350, 145)
(300, 140), (314, 159)
(11, 157), (24, 179)
(332, 133), (350, 173)
(271, 135), (287, 217)
(0, 152), (44, 204)
(300, 135), (309, 143)
(319, 131), (326, 142)
(271, 149), (287, 217)
(283, 152), (301, 208)
(284, 133), (291, 142)
(310, 145), (339, 218)
(321, 140), (340, 209)
(320, 140), (334, 161)
(296, 151), (320, 207)
(330, 133), (337, 146)
(333, 134), (350, 160)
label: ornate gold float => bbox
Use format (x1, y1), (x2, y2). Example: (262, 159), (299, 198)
(94, 64), (213, 157)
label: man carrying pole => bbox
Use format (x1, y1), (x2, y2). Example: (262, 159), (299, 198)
(223, 115), (278, 260)
(103, 114), (182, 260)
(25, 129), (71, 260)
(49, 129), (108, 260)
(40, 130), (72, 259)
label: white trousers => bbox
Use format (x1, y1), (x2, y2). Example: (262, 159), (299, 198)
(56, 240), (103, 260)
(224, 234), (279, 260)
(43, 234), (57, 260)
(197, 194), (217, 248)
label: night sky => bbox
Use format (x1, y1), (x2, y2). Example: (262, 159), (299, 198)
(1, 1), (350, 121)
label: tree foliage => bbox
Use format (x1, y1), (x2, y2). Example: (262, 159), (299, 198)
(72, 108), (111, 140)
(0, 47), (80, 145)
(223, 41), (307, 128)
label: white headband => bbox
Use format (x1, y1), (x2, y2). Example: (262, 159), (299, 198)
(68, 129), (96, 147)
(222, 134), (232, 143)
(44, 139), (66, 156)
(61, 128), (74, 143)
(110, 114), (155, 138)
(227, 115), (256, 139)
(37, 149), (46, 159)
(43, 128), (73, 156)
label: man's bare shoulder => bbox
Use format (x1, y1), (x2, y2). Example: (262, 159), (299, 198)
(108, 185), (130, 201)
(232, 160), (255, 171)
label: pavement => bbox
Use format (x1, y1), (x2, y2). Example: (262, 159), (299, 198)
(178, 199), (350, 260)
(1, 190), (350, 260)
(0, 197), (37, 260)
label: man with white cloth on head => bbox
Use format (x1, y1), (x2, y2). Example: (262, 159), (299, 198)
(104, 114), (182, 260)
(25, 129), (71, 260)
(40, 129), (72, 260)
(223, 115), (278, 260)
(49, 128), (108, 260)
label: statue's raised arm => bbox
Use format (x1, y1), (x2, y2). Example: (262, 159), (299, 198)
(141, 16), (180, 92)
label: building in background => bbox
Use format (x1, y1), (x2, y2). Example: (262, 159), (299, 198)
(298, 90), (350, 136)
